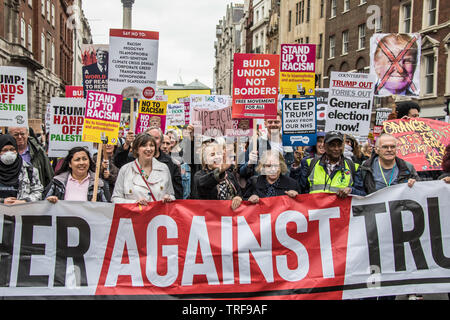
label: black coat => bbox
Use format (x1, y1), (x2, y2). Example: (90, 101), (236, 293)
(192, 167), (242, 200)
(243, 174), (301, 200)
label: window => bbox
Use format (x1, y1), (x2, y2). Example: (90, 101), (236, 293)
(329, 35), (335, 58)
(41, 0), (45, 17)
(306, 0), (310, 22)
(41, 33), (46, 66)
(296, 2), (299, 25)
(51, 41), (55, 72)
(301, 0), (304, 23)
(330, 0), (336, 18)
(400, 2), (412, 33)
(306, 36), (309, 44)
(27, 24), (33, 51)
(425, 0), (437, 27)
(47, 0), (51, 22)
(344, 0), (350, 12)
(375, 16), (383, 33)
(360, 0), (367, 4)
(28, 0), (32, 7)
(51, 4), (55, 26)
(342, 31), (349, 54)
(358, 24), (366, 49)
(320, 0), (324, 18)
(424, 54), (435, 94)
(318, 34), (323, 59)
(288, 10), (292, 32)
(20, 18), (26, 47)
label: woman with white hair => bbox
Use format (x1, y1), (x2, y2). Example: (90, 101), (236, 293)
(242, 150), (300, 205)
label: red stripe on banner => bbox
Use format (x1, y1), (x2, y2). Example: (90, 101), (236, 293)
(109, 28), (159, 40)
(95, 194), (352, 299)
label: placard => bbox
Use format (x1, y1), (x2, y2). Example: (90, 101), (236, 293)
(282, 97), (317, 147)
(82, 91), (122, 145)
(280, 44), (316, 96)
(325, 72), (376, 136)
(232, 53), (279, 119)
(48, 97), (93, 157)
(108, 29), (159, 100)
(81, 44), (109, 97)
(0, 66), (28, 127)
(135, 99), (167, 134)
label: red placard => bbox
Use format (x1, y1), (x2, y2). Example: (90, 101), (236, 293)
(383, 118), (450, 171)
(232, 53), (279, 119)
(65, 85), (84, 98)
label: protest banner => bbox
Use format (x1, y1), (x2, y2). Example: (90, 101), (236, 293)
(0, 66), (28, 127)
(280, 44), (316, 96)
(370, 33), (421, 97)
(325, 72), (376, 137)
(373, 108), (391, 137)
(179, 97), (191, 124)
(232, 53), (279, 119)
(383, 118), (450, 171)
(82, 90), (122, 145)
(1, 181), (449, 299)
(190, 95), (233, 137)
(48, 97), (93, 158)
(135, 99), (168, 134)
(282, 97), (317, 147)
(165, 103), (185, 128)
(81, 44), (109, 97)
(315, 89), (328, 132)
(65, 86), (84, 98)
(108, 29), (159, 100)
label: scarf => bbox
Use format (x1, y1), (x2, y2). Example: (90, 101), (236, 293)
(264, 177), (281, 198)
(0, 134), (23, 186)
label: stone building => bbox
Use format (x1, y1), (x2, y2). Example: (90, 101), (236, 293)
(0, 0), (90, 122)
(214, 2), (244, 95)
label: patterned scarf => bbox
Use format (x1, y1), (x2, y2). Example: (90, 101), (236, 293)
(264, 177), (280, 198)
(217, 172), (237, 200)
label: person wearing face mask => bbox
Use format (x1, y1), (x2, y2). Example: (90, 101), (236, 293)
(240, 150), (300, 206)
(0, 134), (43, 204)
(192, 140), (243, 210)
(44, 147), (110, 203)
(112, 133), (174, 205)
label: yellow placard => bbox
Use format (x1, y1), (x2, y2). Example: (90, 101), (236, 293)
(82, 118), (120, 145)
(280, 72), (315, 95)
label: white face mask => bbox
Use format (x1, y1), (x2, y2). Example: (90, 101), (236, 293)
(0, 151), (18, 165)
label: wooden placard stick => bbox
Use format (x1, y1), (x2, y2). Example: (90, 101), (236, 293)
(252, 118), (258, 153)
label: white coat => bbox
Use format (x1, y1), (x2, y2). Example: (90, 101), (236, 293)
(111, 158), (175, 203)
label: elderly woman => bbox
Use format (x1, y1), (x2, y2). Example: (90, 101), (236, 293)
(112, 133), (174, 204)
(242, 150), (301, 205)
(44, 146), (110, 203)
(0, 134), (43, 204)
(193, 140), (243, 210)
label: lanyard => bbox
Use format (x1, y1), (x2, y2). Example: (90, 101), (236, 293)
(378, 159), (396, 187)
(134, 160), (157, 202)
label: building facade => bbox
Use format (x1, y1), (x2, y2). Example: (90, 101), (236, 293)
(0, 0), (86, 122)
(390, 0), (449, 119)
(250, 0), (271, 53)
(72, 0), (92, 86)
(279, 0), (327, 87)
(214, 2), (244, 95)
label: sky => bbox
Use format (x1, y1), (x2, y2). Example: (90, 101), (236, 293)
(82, 0), (243, 89)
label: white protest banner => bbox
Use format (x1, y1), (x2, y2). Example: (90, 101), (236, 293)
(166, 104), (186, 128)
(108, 29), (159, 100)
(1, 181), (449, 299)
(190, 94), (233, 137)
(0, 66), (28, 127)
(48, 98), (93, 157)
(325, 72), (376, 136)
(282, 97), (317, 147)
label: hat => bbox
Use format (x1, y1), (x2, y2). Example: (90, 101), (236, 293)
(324, 131), (344, 144)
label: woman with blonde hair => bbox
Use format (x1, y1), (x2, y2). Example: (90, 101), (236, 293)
(192, 139), (243, 210)
(242, 150), (300, 206)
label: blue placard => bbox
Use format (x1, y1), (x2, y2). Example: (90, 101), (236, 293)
(281, 97), (317, 147)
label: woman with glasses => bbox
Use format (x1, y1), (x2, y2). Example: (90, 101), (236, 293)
(111, 133), (174, 205)
(44, 146), (110, 203)
(192, 140), (243, 210)
(241, 150), (301, 206)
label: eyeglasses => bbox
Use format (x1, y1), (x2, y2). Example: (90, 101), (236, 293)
(12, 132), (27, 137)
(380, 145), (396, 150)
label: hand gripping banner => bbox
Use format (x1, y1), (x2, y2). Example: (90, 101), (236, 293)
(1, 181), (449, 299)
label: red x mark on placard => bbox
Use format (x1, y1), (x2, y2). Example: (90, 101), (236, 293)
(375, 36), (418, 94)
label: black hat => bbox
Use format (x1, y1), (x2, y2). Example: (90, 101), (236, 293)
(324, 131), (344, 144)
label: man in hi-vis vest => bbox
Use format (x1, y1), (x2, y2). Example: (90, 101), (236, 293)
(299, 131), (366, 198)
